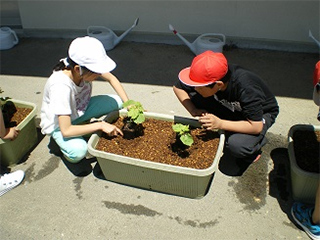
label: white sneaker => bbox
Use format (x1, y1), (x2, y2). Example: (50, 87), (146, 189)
(0, 170), (25, 197)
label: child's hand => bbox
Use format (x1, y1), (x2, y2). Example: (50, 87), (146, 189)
(198, 113), (222, 130)
(3, 127), (20, 141)
(101, 122), (123, 137)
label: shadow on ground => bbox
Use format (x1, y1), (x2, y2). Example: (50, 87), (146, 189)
(0, 38), (318, 99)
(47, 136), (96, 177)
(269, 147), (296, 223)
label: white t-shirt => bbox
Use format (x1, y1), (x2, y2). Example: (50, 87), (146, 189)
(40, 71), (92, 135)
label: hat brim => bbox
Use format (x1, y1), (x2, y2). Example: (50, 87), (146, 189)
(85, 56), (116, 74)
(178, 67), (215, 87)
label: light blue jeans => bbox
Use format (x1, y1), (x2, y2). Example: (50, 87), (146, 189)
(51, 94), (123, 163)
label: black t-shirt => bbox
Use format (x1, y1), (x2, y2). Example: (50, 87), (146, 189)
(175, 64), (279, 122)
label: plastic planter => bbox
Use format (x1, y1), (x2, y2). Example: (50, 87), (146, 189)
(288, 124), (320, 204)
(0, 99), (37, 166)
(88, 110), (225, 198)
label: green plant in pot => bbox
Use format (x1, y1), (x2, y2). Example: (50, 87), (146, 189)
(121, 100), (145, 139)
(172, 123), (194, 147)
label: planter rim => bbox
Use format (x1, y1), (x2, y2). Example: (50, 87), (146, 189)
(288, 124), (320, 177)
(0, 99), (37, 144)
(88, 110), (225, 177)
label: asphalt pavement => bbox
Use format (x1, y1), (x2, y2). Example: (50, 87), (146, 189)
(0, 38), (319, 240)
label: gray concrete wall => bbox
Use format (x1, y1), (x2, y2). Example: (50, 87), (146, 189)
(0, 0), (21, 26)
(14, 0), (320, 52)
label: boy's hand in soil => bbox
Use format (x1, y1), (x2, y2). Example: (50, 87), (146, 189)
(101, 122), (123, 137)
(199, 113), (222, 130)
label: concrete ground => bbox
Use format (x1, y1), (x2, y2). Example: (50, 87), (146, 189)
(0, 38), (319, 240)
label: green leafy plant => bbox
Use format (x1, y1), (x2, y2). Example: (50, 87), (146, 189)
(172, 123), (194, 147)
(122, 100), (145, 124)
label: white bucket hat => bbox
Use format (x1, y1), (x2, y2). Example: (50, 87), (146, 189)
(68, 36), (116, 74)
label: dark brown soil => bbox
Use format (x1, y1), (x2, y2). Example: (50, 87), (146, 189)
(293, 130), (320, 173)
(2, 101), (32, 127)
(96, 117), (220, 169)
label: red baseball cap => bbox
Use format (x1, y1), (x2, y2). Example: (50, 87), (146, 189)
(178, 51), (228, 86)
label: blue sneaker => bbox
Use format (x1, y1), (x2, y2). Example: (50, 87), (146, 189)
(291, 202), (320, 240)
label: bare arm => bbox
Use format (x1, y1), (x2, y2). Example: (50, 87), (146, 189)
(173, 86), (207, 117)
(101, 72), (129, 103)
(173, 86), (263, 134)
(199, 113), (263, 134)
(58, 115), (123, 138)
(0, 110), (19, 140)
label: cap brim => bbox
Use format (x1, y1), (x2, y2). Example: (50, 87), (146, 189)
(178, 67), (214, 87)
(86, 56), (116, 74)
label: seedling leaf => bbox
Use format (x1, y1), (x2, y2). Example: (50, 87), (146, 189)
(123, 99), (145, 124)
(172, 123), (194, 146)
(180, 133), (194, 146)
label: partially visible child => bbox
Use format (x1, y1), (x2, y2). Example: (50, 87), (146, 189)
(40, 36), (129, 163)
(291, 60), (320, 240)
(0, 109), (25, 197)
(0, 107), (19, 140)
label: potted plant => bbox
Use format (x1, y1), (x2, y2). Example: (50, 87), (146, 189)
(288, 124), (320, 204)
(88, 109), (225, 199)
(172, 123), (194, 147)
(121, 100), (145, 139)
(0, 88), (38, 166)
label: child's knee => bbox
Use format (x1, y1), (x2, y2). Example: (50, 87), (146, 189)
(227, 142), (246, 158)
(227, 136), (255, 158)
(227, 135), (261, 158)
(112, 95), (123, 109)
(63, 142), (88, 163)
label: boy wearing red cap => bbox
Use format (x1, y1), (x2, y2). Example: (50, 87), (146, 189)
(174, 51), (279, 164)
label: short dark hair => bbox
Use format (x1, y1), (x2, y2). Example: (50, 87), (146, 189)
(220, 69), (231, 83)
(53, 57), (95, 75)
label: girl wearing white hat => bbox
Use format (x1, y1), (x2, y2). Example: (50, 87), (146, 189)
(40, 36), (129, 163)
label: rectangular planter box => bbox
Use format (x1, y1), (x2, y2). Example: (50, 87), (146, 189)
(288, 124), (320, 204)
(88, 110), (225, 198)
(0, 99), (38, 166)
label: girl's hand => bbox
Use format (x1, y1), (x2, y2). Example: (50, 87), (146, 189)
(4, 127), (20, 140)
(101, 122), (123, 137)
(198, 113), (222, 130)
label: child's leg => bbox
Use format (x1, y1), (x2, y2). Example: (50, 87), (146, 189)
(51, 130), (87, 163)
(50, 95), (122, 163)
(225, 113), (274, 161)
(226, 132), (265, 160)
(73, 94), (123, 125)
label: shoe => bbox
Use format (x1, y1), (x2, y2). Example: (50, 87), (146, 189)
(0, 170), (25, 197)
(244, 150), (262, 163)
(253, 153), (262, 163)
(291, 202), (320, 240)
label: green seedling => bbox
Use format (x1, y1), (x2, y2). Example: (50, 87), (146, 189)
(122, 100), (145, 124)
(172, 123), (194, 147)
